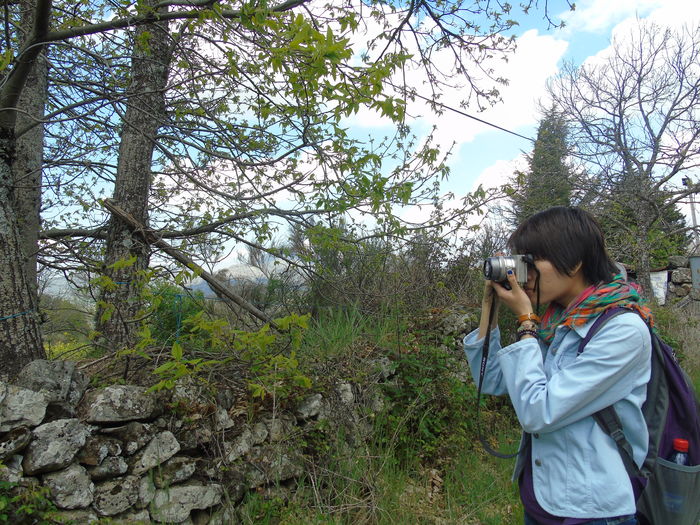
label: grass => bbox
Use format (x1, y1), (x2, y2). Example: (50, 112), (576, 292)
(235, 305), (524, 524)
(300, 305), (400, 360)
(653, 304), (700, 391)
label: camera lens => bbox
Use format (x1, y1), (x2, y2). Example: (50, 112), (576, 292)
(483, 259), (494, 280)
(483, 256), (510, 282)
(483, 257), (507, 282)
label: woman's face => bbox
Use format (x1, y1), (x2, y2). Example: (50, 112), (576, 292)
(523, 259), (588, 308)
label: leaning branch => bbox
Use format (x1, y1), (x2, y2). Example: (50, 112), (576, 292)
(101, 198), (277, 329)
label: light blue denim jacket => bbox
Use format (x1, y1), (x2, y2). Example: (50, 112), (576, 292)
(463, 311), (651, 518)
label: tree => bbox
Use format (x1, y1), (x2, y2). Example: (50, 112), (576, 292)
(1, 0), (568, 375)
(0, 0), (50, 377)
(94, 0), (172, 352)
(506, 107), (574, 226)
(596, 183), (689, 270)
(547, 21), (700, 296)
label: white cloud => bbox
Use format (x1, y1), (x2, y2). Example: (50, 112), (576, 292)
(560, 0), (700, 34)
(560, 0), (660, 34)
(472, 155), (528, 193)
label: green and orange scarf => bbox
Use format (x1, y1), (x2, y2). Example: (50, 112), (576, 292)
(538, 275), (654, 344)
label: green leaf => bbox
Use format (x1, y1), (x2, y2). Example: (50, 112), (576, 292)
(171, 342), (183, 361)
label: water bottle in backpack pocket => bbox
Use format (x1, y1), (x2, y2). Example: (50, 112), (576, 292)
(636, 458), (700, 525)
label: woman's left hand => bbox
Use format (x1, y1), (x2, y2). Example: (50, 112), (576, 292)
(491, 268), (534, 318)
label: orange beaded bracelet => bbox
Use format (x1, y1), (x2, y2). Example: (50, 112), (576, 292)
(517, 313), (541, 325)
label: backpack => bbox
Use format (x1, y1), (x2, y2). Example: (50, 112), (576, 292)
(579, 307), (700, 525)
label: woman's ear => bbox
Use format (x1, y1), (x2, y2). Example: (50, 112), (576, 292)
(571, 262), (583, 275)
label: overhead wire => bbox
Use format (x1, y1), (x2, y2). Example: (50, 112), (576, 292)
(395, 85), (537, 143)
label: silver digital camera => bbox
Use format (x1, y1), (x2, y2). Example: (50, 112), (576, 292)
(483, 255), (530, 286)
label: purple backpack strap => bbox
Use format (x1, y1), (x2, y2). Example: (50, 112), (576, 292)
(577, 306), (631, 355)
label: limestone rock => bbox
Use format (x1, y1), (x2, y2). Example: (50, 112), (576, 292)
(131, 431), (181, 475)
(137, 474), (156, 509)
(205, 503), (240, 525)
(93, 475), (140, 516)
(251, 422), (268, 444)
(668, 255), (689, 269)
(336, 383), (354, 405)
(42, 463), (94, 509)
(263, 414), (295, 442)
(0, 454), (23, 483)
(295, 393), (323, 420)
(0, 426), (32, 460)
(14, 360), (88, 418)
(150, 482), (223, 523)
(672, 268), (692, 284)
(224, 428), (254, 462)
(22, 418), (91, 475)
(87, 456), (129, 481)
(77, 435), (122, 466)
(54, 508), (99, 524)
(223, 422), (268, 462)
(79, 385), (165, 424)
(374, 356), (397, 380)
(213, 407), (235, 431)
(245, 446), (304, 489)
(154, 456), (197, 488)
(675, 283), (692, 297)
(107, 508), (151, 524)
(100, 421), (155, 455)
(440, 309), (477, 337)
(0, 382), (48, 432)
(174, 424), (214, 453)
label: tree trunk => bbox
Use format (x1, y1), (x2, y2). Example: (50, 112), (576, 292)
(95, 6), (171, 352)
(13, 0), (49, 303)
(0, 133), (44, 379)
(0, 0), (50, 378)
(634, 225), (654, 303)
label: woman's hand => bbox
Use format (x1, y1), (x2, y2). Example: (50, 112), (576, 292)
(491, 268), (534, 318)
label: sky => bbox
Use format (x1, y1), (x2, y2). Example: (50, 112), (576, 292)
(347, 0), (700, 230)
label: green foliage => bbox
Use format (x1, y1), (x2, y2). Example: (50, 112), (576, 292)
(506, 107), (573, 226)
(301, 304), (394, 359)
(148, 310), (312, 404)
(148, 341), (219, 392)
(377, 343), (479, 465)
(39, 293), (92, 352)
(599, 196), (689, 269)
(146, 283), (205, 345)
(230, 306), (526, 524)
(235, 314), (312, 402)
(0, 480), (61, 524)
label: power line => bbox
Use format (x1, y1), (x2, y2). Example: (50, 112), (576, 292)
(395, 85), (536, 143)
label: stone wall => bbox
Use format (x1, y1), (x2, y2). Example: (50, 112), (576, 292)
(666, 255), (700, 303)
(0, 358), (396, 524)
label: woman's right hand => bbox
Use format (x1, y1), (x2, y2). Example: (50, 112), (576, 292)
(491, 268), (534, 319)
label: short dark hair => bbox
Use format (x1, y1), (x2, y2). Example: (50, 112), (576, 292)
(508, 207), (618, 285)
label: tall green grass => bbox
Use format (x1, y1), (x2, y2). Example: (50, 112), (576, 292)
(300, 305), (401, 360)
(235, 305), (523, 524)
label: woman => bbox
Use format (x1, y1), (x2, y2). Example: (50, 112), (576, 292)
(464, 207), (653, 524)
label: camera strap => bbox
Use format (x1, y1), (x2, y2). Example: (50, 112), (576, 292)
(476, 293), (522, 459)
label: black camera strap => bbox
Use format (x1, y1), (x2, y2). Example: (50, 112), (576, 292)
(476, 293), (522, 459)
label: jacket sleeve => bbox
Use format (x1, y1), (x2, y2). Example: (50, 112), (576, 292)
(496, 312), (651, 434)
(463, 327), (509, 396)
